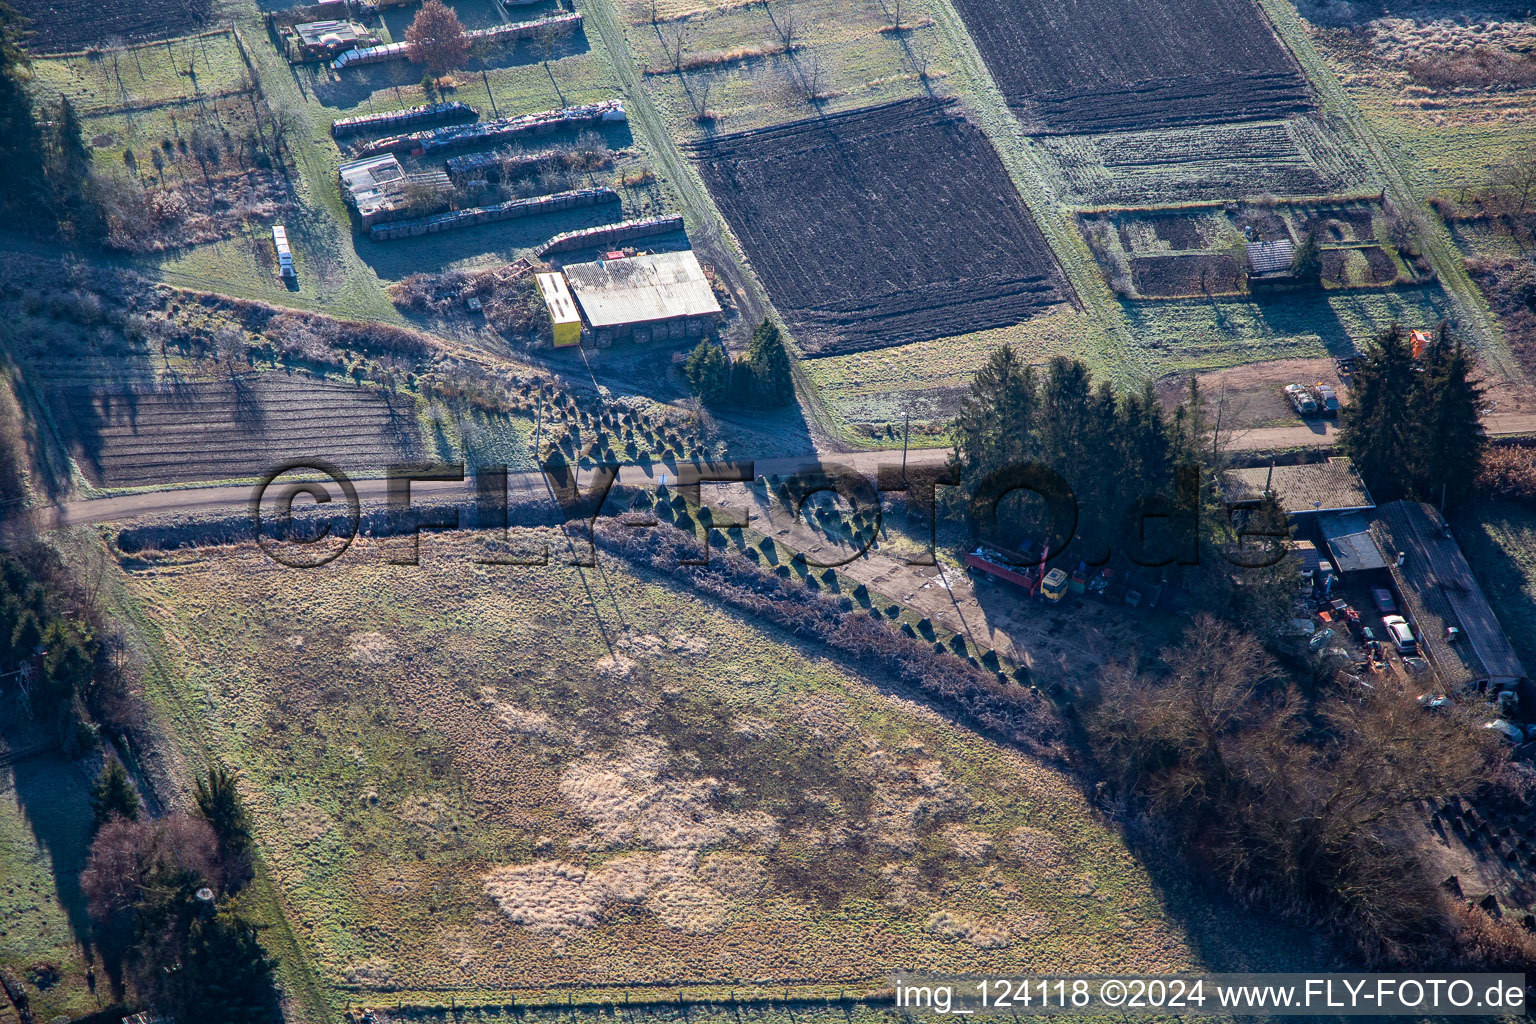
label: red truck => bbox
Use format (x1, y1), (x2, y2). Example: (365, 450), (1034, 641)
(964, 543), (1043, 594)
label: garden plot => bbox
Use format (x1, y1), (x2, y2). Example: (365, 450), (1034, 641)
(119, 533), (1210, 1006)
(951, 0), (1310, 134)
(38, 372), (424, 489)
(26, 33), (250, 110)
(689, 97), (1064, 356)
(1081, 200), (1414, 299)
(1034, 118), (1373, 208)
(28, 36), (296, 254)
(1126, 286), (1454, 378)
(10, 0), (211, 53)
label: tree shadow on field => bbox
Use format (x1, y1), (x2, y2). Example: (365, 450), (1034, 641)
(6, 751), (98, 965)
(1112, 812), (1341, 972)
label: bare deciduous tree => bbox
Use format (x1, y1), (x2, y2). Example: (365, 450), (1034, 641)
(692, 76), (714, 121)
(800, 51), (827, 104)
(662, 21), (689, 72)
(906, 34), (932, 79)
(1088, 613), (1499, 963)
(771, 3), (799, 49)
(214, 326), (246, 375)
(1491, 145), (1536, 214)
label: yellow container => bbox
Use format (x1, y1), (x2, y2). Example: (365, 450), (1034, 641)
(535, 272), (582, 347)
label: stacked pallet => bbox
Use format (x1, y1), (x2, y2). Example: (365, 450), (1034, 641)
(537, 214), (684, 256)
(332, 101), (477, 137)
(332, 12), (583, 69)
(444, 146), (562, 181)
(355, 99), (625, 157)
(369, 187), (618, 241)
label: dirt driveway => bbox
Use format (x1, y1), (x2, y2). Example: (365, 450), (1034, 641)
(718, 482), (1159, 686)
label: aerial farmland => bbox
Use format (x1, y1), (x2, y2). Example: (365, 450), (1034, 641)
(2, 0), (1536, 1021)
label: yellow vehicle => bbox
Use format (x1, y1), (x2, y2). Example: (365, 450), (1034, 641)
(1040, 568), (1070, 603)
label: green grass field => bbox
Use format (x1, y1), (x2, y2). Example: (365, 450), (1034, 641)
(117, 532), (1223, 1012)
(802, 306), (1102, 442)
(617, 0), (954, 140)
(28, 32), (251, 112)
(0, 751), (103, 1023)
(1125, 286), (1454, 377)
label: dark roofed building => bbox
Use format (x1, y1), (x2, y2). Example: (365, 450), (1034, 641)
(1319, 512), (1388, 574)
(1225, 457), (1375, 517)
(1372, 500), (1527, 692)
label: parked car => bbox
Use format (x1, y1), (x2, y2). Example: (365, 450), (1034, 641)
(1308, 628), (1335, 652)
(1383, 614), (1417, 653)
(1417, 693), (1451, 710)
(1313, 383), (1341, 415)
(1370, 587), (1397, 614)
(1485, 719), (1524, 744)
(1285, 383), (1319, 415)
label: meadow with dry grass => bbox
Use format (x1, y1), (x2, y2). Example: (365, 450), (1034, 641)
(118, 531), (1205, 1009)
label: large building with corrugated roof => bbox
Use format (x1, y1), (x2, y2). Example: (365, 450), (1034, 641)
(561, 250), (723, 346)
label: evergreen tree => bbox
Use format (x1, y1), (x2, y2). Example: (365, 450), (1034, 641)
(195, 766), (252, 861)
(949, 349), (1188, 566)
(1339, 325), (1420, 502)
(52, 96), (89, 181)
(0, 1), (49, 231)
(173, 911), (280, 1024)
(1418, 327), (1485, 510)
(950, 344), (1038, 475)
(91, 755), (141, 832)
(1340, 324), (1484, 506)
(1291, 227), (1323, 286)
(41, 617), (92, 707)
(742, 320), (793, 407)
(9, 608), (40, 659)
(682, 339), (730, 405)
(0, 596), (19, 657)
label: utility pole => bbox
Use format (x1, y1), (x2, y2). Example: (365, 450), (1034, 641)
(901, 412), (910, 485)
(1211, 386), (1226, 463)
(534, 389), (544, 455)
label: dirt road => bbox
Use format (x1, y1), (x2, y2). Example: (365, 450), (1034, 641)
(33, 409), (1536, 531)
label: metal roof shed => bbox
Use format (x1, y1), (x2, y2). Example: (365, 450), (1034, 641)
(1319, 512), (1387, 574)
(1246, 238), (1296, 276)
(563, 251), (722, 330)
